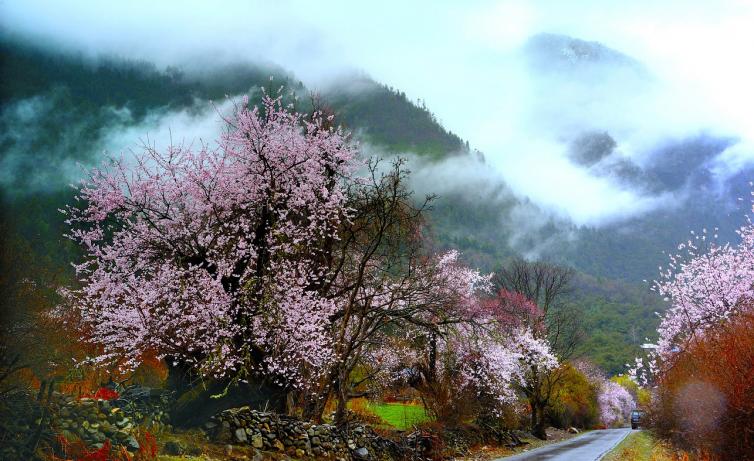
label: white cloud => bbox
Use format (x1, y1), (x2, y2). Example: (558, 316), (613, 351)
(3, 0), (754, 225)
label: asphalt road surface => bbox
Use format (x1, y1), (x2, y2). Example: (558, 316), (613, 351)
(496, 428), (632, 461)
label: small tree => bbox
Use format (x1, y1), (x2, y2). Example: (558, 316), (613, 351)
(493, 258), (580, 439)
(400, 276), (558, 427)
(597, 380), (634, 427)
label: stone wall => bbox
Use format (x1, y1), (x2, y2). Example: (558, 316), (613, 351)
(49, 394), (140, 451)
(205, 407), (389, 460)
(48, 388), (170, 452)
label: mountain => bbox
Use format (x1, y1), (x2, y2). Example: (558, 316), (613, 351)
(524, 33), (646, 75)
(323, 75), (467, 159)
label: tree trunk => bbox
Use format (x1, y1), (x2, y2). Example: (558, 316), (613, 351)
(166, 359), (196, 396)
(167, 360), (288, 427)
(428, 331), (437, 383)
(301, 386), (331, 423)
(302, 370), (337, 423)
(333, 368), (349, 425)
(532, 402), (547, 440)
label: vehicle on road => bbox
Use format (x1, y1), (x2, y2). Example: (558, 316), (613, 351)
(631, 410), (644, 429)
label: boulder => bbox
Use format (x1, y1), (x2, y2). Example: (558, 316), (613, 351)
(163, 440), (186, 455)
(235, 428), (248, 443)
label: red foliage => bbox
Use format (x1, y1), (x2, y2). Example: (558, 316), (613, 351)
(51, 431), (159, 461)
(92, 387), (120, 401)
(134, 431), (158, 461)
(53, 436), (132, 461)
(79, 441), (113, 461)
(649, 311), (754, 460)
(481, 289), (543, 332)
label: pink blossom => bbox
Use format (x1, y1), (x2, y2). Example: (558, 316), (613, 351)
(598, 381), (635, 427)
(62, 94), (356, 386)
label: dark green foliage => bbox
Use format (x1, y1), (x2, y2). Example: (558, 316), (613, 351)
(324, 76), (466, 159)
(1, 39), (192, 114)
(567, 274), (663, 375)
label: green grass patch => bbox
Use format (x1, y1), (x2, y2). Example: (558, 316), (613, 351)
(366, 402), (430, 430)
(602, 431), (672, 461)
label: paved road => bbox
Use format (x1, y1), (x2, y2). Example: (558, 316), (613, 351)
(496, 428), (632, 461)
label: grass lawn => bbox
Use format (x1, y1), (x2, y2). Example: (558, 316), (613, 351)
(602, 431), (673, 461)
(366, 402), (430, 430)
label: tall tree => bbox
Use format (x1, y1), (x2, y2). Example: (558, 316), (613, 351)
(63, 94), (356, 392)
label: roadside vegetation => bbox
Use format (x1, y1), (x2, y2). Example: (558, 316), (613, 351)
(630, 204), (754, 460)
(602, 431), (673, 461)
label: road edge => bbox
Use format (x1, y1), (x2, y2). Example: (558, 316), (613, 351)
(595, 428), (633, 460)
(491, 430), (596, 460)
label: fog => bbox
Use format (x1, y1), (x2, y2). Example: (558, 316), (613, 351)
(3, 0), (754, 226)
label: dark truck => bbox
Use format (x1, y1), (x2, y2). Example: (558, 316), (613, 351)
(631, 410), (644, 429)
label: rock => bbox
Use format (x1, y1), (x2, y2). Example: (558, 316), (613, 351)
(273, 439), (285, 451)
(295, 448), (305, 458)
(311, 436), (321, 446)
(235, 428), (248, 443)
(125, 436), (140, 451)
(163, 440), (186, 455)
(251, 434), (264, 449)
(353, 447), (369, 459)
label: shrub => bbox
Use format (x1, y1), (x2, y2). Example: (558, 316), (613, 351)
(546, 363), (600, 429)
(648, 311), (754, 460)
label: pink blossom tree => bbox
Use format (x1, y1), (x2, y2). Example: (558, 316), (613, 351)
(598, 380), (635, 427)
(492, 258), (578, 439)
(63, 94), (356, 391)
(319, 244), (500, 423)
(653, 225), (754, 358)
(632, 220), (754, 386)
(397, 273), (558, 425)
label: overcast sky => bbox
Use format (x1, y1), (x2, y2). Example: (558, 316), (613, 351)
(3, 0), (754, 225)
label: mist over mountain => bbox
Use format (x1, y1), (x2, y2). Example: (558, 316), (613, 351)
(524, 33), (647, 77)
